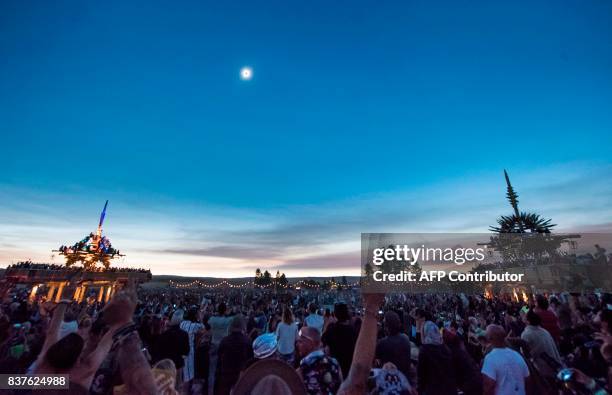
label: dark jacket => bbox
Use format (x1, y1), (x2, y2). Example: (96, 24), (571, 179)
(448, 341), (482, 395)
(417, 344), (457, 395)
(151, 325), (189, 369)
(215, 331), (253, 395)
(376, 333), (412, 379)
(321, 321), (357, 378)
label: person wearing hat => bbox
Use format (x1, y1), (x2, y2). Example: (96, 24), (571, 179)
(252, 332), (278, 360)
(114, 358), (179, 395)
(297, 326), (343, 395)
(232, 359), (306, 395)
(215, 314), (253, 395)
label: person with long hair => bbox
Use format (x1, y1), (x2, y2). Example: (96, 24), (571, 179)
(276, 306), (298, 364)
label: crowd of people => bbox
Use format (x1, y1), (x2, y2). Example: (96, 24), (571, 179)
(1, 281), (611, 395)
(6, 261), (151, 274)
(58, 232), (121, 257)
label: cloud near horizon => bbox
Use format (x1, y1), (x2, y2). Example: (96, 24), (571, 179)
(1, 162), (611, 277)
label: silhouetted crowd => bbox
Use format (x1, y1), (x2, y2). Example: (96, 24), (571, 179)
(58, 232), (120, 256)
(6, 262), (151, 274)
(1, 282), (612, 394)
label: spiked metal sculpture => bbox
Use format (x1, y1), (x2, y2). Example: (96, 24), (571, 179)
(489, 170), (556, 233)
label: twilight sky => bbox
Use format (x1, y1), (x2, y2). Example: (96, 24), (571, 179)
(1, 1), (611, 277)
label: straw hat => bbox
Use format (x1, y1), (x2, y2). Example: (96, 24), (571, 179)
(114, 359), (177, 395)
(232, 359), (306, 395)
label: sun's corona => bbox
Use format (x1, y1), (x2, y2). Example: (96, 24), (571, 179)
(240, 67), (253, 80)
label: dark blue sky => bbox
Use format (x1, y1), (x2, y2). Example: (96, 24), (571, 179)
(1, 1), (611, 275)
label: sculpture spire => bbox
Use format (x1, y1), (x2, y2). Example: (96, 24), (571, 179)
(504, 170), (521, 218)
(491, 170), (555, 233)
(97, 200), (108, 237)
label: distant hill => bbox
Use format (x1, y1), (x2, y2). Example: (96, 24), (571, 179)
(0, 267), (359, 289)
(153, 275), (360, 282)
(147, 274), (360, 288)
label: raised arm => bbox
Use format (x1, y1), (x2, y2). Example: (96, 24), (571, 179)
(337, 293), (384, 395)
(102, 279), (158, 394)
(41, 301), (69, 356)
(70, 324), (116, 389)
(117, 331), (158, 395)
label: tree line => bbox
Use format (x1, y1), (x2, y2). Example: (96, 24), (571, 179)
(253, 268), (351, 289)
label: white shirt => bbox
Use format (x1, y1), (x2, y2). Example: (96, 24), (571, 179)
(180, 320), (204, 382)
(304, 313), (324, 334)
(276, 322), (298, 355)
(481, 347), (530, 395)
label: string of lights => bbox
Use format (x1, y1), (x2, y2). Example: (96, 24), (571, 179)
(168, 279), (361, 289)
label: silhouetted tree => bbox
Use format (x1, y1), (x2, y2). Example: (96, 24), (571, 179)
(254, 268), (262, 285)
(262, 270), (272, 286)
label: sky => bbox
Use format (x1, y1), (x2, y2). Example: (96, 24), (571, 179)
(1, 0), (611, 277)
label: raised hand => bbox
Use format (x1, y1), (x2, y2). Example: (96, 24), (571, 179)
(102, 283), (137, 327)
